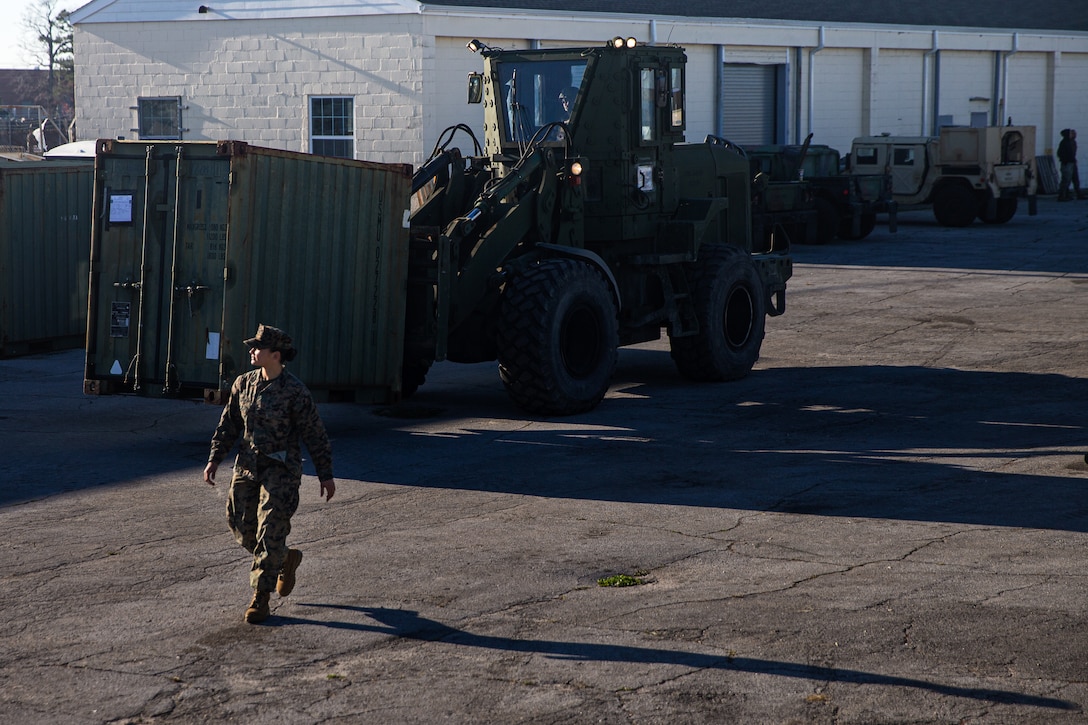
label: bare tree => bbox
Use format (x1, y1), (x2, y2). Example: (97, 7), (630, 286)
(21, 0), (74, 69)
(18, 0), (75, 142)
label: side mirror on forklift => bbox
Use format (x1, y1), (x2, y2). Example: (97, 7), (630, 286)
(468, 73), (483, 104)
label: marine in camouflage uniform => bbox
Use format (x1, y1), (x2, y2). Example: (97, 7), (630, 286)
(203, 324), (335, 623)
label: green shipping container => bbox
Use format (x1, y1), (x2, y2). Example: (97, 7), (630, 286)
(0, 159), (94, 357)
(84, 140), (413, 403)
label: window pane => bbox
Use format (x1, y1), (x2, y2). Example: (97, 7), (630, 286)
(670, 67), (684, 129)
(138, 97), (180, 139)
(854, 147), (878, 165)
(310, 96), (354, 159)
(313, 138), (353, 158)
(640, 69), (655, 142)
(492, 58), (588, 144)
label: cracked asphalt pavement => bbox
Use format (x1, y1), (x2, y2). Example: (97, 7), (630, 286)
(2, 198), (1087, 723)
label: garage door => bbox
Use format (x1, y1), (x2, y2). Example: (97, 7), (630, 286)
(721, 64), (779, 145)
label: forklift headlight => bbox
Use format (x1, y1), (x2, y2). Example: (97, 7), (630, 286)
(609, 36), (638, 49)
(611, 36), (625, 49)
(626, 37), (637, 49)
(570, 161), (583, 176)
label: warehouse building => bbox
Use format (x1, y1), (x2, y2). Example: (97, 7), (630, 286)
(68, 0), (1088, 165)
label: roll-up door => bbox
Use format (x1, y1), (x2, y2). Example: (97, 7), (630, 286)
(721, 64), (778, 145)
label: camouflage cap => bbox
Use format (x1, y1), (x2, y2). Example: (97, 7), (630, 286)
(244, 324), (295, 357)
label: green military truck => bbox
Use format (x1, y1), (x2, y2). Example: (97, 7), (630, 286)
(748, 135), (897, 243)
(406, 38), (793, 413)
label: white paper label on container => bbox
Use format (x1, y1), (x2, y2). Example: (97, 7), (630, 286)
(109, 193), (133, 223)
(206, 332), (220, 360)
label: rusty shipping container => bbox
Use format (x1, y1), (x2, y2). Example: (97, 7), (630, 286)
(0, 158), (94, 357)
(84, 140), (413, 402)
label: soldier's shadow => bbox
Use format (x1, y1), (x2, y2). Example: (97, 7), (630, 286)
(273, 603), (1077, 712)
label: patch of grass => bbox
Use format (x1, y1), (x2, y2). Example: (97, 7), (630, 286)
(597, 572), (646, 587)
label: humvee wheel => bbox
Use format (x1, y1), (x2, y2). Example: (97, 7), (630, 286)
(498, 258), (618, 415)
(670, 245), (766, 381)
(933, 184), (977, 227)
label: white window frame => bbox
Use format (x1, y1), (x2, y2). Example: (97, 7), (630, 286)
(309, 96), (355, 159)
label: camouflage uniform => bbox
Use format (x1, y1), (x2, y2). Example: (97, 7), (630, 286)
(208, 368), (333, 593)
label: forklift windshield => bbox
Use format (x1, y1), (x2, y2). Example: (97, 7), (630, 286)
(494, 58), (587, 146)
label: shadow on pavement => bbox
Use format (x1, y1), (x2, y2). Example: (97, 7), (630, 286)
(339, 358), (1088, 533)
(273, 604), (1080, 712)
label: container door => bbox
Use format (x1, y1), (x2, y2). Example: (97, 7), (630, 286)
(86, 142), (228, 395)
(161, 148), (231, 391)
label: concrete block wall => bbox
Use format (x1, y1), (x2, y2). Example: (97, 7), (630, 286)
(74, 15), (427, 166)
(426, 37), (501, 160)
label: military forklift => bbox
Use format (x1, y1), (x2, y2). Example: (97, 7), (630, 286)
(406, 38), (793, 415)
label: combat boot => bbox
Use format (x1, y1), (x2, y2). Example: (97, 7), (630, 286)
(277, 548), (303, 597)
(244, 591), (271, 623)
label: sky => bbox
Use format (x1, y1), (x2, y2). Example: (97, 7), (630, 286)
(0, 0), (84, 69)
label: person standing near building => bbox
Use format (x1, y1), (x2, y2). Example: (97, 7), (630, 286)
(1057, 128), (1084, 201)
(203, 324), (336, 624)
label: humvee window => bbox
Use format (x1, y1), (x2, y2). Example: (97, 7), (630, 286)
(854, 147), (878, 166)
(893, 148), (916, 166)
(1002, 131), (1024, 163)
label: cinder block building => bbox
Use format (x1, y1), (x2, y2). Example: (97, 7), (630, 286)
(68, 0), (1088, 165)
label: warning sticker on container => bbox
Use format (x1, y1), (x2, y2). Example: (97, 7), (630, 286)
(110, 302), (131, 338)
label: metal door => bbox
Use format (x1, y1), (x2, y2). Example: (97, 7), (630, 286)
(721, 64), (779, 145)
(86, 142), (228, 395)
(890, 145), (927, 198)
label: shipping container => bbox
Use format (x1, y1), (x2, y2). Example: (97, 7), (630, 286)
(84, 140), (413, 403)
(0, 158), (94, 357)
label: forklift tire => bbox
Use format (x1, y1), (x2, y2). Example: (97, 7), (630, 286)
(401, 360), (432, 398)
(933, 185), (977, 227)
(497, 258), (618, 416)
(670, 244), (766, 382)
